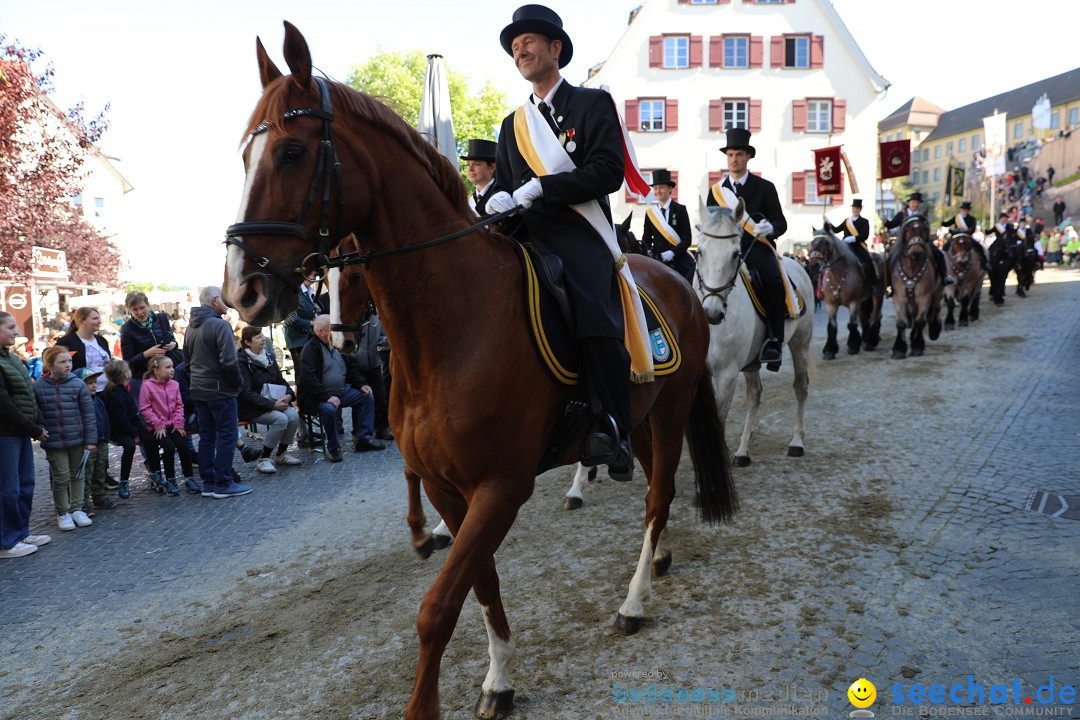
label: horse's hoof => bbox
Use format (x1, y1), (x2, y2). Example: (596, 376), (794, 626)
(822, 351), (836, 360)
(911, 348), (924, 357)
(891, 351), (906, 360)
(652, 552), (672, 577)
(787, 445), (804, 457)
(414, 535), (436, 560)
(614, 613), (643, 635)
(734, 455), (752, 467)
(474, 689), (515, 719)
(563, 496), (583, 511)
(431, 533), (453, 551)
(846, 346), (860, 355)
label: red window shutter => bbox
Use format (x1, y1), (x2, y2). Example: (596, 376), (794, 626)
(832, 98), (847, 132)
(677, 0), (690, 3)
(649, 36), (662, 67)
(709, 100), (723, 131)
(689, 36), (703, 67)
(792, 172), (806, 204)
(625, 99), (640, 132)
(749, 36), (763, 67)
(708, 171), (723, 189)
(810, 35), (824, 68)
(665, 98), (679, 131)
(770, 36), (785, 67)
(710, 36), (724, 67)
(749, 99), (762, 132)
(671, 171), (680, 202)
(792, 99), (807, 132)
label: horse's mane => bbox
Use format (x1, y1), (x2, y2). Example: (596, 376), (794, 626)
(243, 76), (471, 219)
(814, 227), (859, 266)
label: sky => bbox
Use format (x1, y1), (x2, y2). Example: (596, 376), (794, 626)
(4, 0), (1079, 287)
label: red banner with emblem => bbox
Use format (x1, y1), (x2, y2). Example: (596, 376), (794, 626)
(813, 146), (843, 195)
(879, 139), (911, 179)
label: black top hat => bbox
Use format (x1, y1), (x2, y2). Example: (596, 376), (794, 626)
(461, 139), (497, 162)
(960, 200), (972, 210)
(908, 191), (924, 203)
(719, 127), (756, 158)
(851, 198), (863, 208)
(650, 169), (676, 187)
(500, 5), (574, 68)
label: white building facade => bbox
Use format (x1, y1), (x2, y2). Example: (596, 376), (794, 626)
(584, 0), (889, 253)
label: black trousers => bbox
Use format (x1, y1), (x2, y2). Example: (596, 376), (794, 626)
(580, 337), (632, 435)
(743, 239), (786, 340)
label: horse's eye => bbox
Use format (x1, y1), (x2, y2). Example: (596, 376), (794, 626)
(279, 144), (306, 165)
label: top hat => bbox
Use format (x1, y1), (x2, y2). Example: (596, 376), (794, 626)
(650, 169), (676, 187)
(960, 200), (972, 210)
(908, 191), (924, 203)
(719, 127), (756, 158)
(461, 139), (498, 162)
(851, 198), (863, 208)
(76, 368), (103, 382)
(500, 5), (574, 68)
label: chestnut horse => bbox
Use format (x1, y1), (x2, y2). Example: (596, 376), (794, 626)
(887, 214), (943, 359)
(222, 23), (735, 720)
(807, 226), (883, 360)
(942, 230), (985, 329)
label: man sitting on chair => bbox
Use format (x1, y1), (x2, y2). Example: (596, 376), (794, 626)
(297, 316), (385, 463)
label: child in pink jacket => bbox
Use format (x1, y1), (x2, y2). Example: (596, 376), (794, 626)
(139, 356), (198, 496)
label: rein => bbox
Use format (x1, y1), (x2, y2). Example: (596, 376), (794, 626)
(695, 229), (746, 318)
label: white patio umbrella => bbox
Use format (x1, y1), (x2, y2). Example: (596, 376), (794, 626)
(417, 53), (458, 169)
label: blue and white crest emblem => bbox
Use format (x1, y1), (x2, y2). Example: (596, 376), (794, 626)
(649, 328), (671, 363)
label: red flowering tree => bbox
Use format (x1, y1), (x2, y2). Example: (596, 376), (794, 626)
(1, 36), (121, 286)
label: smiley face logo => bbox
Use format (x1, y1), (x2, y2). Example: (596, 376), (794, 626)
(848, 678), (876, 708)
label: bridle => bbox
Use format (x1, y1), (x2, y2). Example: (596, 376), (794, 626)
(225, 77), (344, 286)
(808, 231), (835, 270)
(694, 229), (746, 319)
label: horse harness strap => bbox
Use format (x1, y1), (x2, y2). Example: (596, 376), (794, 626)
(694, 229), (745, 320)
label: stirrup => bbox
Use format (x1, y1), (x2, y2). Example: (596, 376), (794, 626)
(759, 337), (782, 372)
(581, 413), (620, 468)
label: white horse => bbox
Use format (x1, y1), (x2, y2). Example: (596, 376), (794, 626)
(695, 199), (814, 466)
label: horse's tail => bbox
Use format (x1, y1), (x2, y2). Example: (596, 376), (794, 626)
(686, 371), (738, 525)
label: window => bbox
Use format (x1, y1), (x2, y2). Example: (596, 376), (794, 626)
(922, 148), (929, 162)
(690, 0), (719, 4)
(945, 141), (953, 156)
(785, 36), (809, 67)
(664, 36), (689, 68)
(922, 170), (928, 184)
(640, 100), (665, 131)
(972, 134), (979, 149)
(958, 138), (966, 153)
(1051, 111), (1060, 129)
(791, 171), (832, 205)
(933, 168), (941, 182)
(885, 133), (893, 142)
(804, 173), (827, 205)
(94, 197), (105, 217)
(806, 100), (831, 132)
(1013, 120), (1023, 139)
(1070, 107), (1079, 127)
(724, 36), (748, 67)
(757, 0), (783, 3)
(724, 100), (748, 129)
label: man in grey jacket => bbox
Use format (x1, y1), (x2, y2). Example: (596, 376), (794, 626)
(184, 286), (252, 498)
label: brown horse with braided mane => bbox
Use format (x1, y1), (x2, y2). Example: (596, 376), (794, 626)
(942, 229), (985, 329)
(807, 225), (884, 360)
(221, 23), (735, 720)
(887, 214), (944, 359)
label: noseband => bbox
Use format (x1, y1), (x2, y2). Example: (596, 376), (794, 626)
(808, 232), (834, 268)
(225, 77), (344, 285)
(694, 229), (745, 318)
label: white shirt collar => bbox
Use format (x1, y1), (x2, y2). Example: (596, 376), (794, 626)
(531, 77), (565, 110)
(726, 173), (748, 187)
(658, 198), (672, 211)
(474, 179), (494, 196)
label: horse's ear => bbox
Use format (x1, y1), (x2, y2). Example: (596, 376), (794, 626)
(619, 214), (633, 233)
(256, 37), (283, 89)
(282, 21), (313, 90)
(735, 197), (745, 220)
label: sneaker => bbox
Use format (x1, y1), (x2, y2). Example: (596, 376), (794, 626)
(201, 483), (218, 498)
(163, 478), (180, 496)
(148, 471), (165, 493)
(183, 477), (202, 494)
(274, 453), (301, 466)
(71, 511), (93, 528)
(104, 475), (120, 490)
(118, 480), (130, 499)
(211, 482), (253, 499)
(57, 514), (76, 531)
(240, 444), (262, 463)
(255, 458), (277, 474)
(0, 542), (38, 559)
(22, 534), (52, 546)
(92, 495), (118, 510)
(327, 449), (343, 463)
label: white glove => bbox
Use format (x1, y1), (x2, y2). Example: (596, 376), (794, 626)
(843, 236), (856, 244)
(754, 220), (775, 237)
(512, 177), (544, 210)
(660, 250), (675, 262)
(485, 191), (516, 215)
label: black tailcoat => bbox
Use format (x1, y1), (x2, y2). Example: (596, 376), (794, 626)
(706, 173), (787, 249)
(469, 181), (499, 219)
(828, 215), (870, 244)
(642, 200), (695, 279)
(494, 80), (626, 339)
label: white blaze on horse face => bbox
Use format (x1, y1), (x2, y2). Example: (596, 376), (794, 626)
(328, 267), (344, 349)
(481, 605), (514, 693)
(227, 132), (269, 288)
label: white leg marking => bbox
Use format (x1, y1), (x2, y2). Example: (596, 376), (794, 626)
(227, 133), (268, 288)
(432, 519), (452, 538)
(618, 520), (655, 619)
(481, 605), (514, 693)
(565, 463), (588, 502)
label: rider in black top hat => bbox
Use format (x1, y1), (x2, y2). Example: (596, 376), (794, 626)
(641, 169), (695, 282)
(706, 127), (789, 370)
(461, 139), (499, 219)
(883, 191), (952, 286)
(485, 4), (634, 480)
(826, 198), (877, 294)
(942, 200), (988, 266)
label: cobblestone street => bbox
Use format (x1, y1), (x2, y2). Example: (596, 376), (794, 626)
(2, 268), (1079, 720)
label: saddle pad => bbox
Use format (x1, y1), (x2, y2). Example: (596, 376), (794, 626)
(739, 267), (807, 322)
(514, 241), (682, 386)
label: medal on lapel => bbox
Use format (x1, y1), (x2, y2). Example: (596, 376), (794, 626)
(565, 128), (576, 153)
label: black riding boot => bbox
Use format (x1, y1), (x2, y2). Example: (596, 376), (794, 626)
(760, 279), (786, 371)
(579, 337), (634, 481)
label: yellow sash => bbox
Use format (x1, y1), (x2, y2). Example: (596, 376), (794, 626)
(513, 103), (654, 383)
(845, 217), (859, 239)
(709, 183), (799, 317)
(645, 205), (681, 247)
